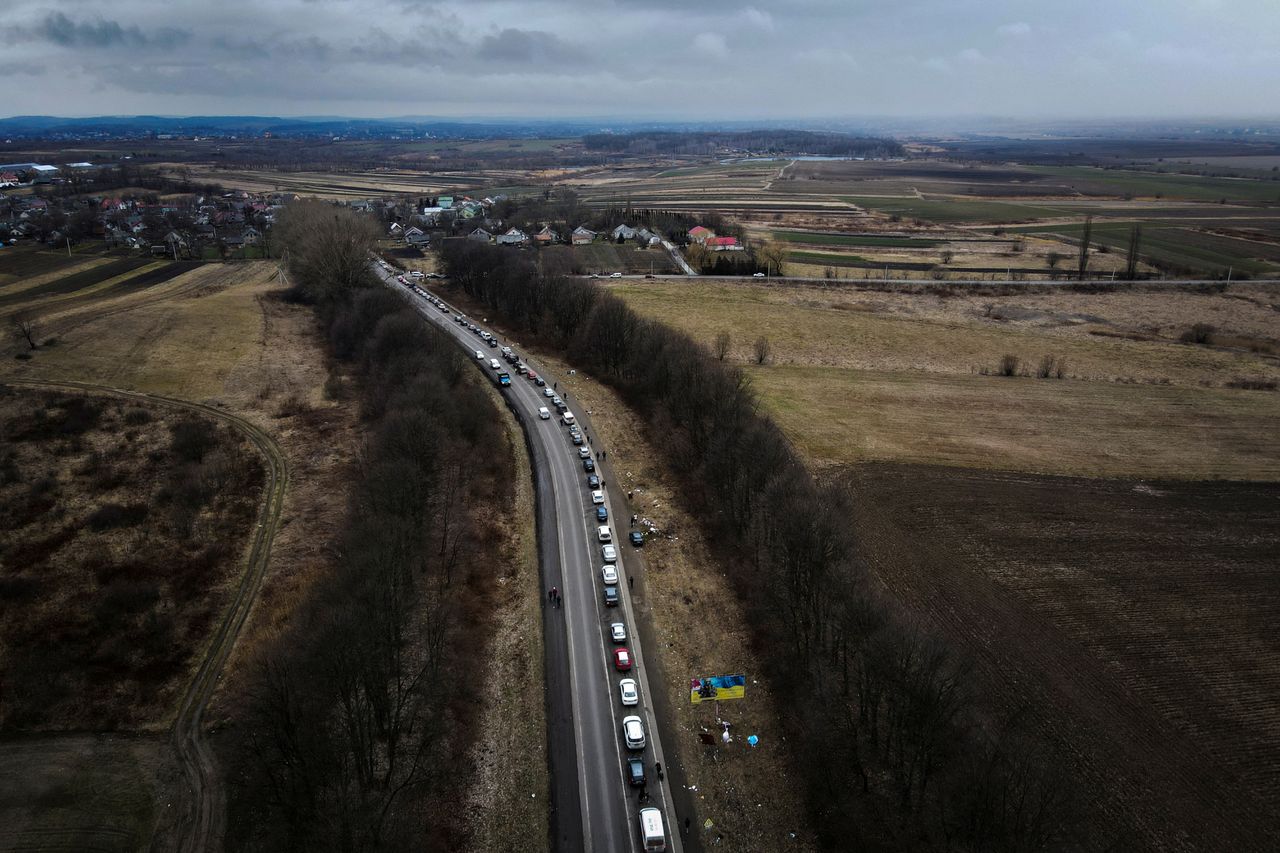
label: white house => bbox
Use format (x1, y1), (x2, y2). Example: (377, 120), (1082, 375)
(497, 228), (529, 246)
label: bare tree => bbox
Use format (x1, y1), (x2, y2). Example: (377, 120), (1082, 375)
(1046, 251), (1063, 270)
(940, 249), (954, 264)
(756, 241), (788, 277)
(713, 331), (731, 361)
(10, 310), (39, 350)
(753, 335), (772, 365)
(1077, 215), (1093, 281)
(1125, 224), (1142, 280)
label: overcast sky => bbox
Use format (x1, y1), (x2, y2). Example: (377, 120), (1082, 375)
(5, 0), (1279, 120)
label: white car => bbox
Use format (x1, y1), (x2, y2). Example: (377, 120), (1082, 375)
(753, 272), (766, 277)
(489, 359), (501, 370)
(544, 387), (555, 398)
(610, 622), (627, 643)
(475, 350), (484, 360)
(610, 272), (623, 278)
(598, 525), (612, 543)
(591, 490), (604, 505)
(619, 678), (639, 707)
(578, 447), (592, 460)
(602, 544), (617, 562)
(601, 564), (618, 584)
(622, 715), (646, 749)
(410, 270), (424, 278)
(539, 406), (551, 420)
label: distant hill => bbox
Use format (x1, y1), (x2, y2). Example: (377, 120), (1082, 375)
(582, 130), (905, 158)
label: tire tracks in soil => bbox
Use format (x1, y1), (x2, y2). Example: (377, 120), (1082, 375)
(3, 378), (289, 853)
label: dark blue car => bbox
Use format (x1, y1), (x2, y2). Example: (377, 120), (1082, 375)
(583, 458), (595, 473)
(587, 474), (600, 488)
(596, 506), (608, 522)
(629, 531), (644, 547)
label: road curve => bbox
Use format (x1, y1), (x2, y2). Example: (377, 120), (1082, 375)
(379, 271), (684, 853)
(2, 377), (290, 853)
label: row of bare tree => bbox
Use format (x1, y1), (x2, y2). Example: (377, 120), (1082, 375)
(226, 206), (511, 851)
(439, 239), (1080, 850)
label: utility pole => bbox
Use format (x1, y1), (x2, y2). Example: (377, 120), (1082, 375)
(66, 236), (72, 257)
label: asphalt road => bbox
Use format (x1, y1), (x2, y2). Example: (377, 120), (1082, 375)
(377, 269), (684, 853)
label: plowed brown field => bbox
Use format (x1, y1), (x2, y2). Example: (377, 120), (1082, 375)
(850, 463), (1280, 852)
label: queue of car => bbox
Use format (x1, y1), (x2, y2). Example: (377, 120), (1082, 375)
(390, 265), (668, 852)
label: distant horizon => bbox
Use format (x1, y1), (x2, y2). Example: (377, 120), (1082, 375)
(4, 113), (1280, 134)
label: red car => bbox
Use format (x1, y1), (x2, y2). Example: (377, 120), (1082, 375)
(527, 371), (539, 382)
(613, 647), (632, 672)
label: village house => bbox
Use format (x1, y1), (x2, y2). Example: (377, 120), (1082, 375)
(468, 227), (493, 242)
(688, 225), (714, 243)
(497, 227), (529, 246)
(534, 225), (559, 245)
(571, 226), (596, 245)
(706, 236), (743, 251)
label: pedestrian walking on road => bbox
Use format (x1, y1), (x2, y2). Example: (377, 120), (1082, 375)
(683, 817), (690, 836)
(548, 588), (554, 604)
(628, 576), (634, 591)
(656, 761), (663, 781)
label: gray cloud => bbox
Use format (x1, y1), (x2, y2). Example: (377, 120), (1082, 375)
(33, 11), (190, 49)
(475, 28), (587, 66)
(1, 0), (1278, 119)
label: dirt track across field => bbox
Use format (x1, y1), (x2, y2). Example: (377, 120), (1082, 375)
(848, 463), (1280, 852)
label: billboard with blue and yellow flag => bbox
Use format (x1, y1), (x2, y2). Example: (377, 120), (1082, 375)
(690, 675), (746, 704)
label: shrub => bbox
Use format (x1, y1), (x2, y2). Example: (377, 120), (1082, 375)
(1180, 323), (1216, 345)
(123, 407), (152, 425)
(275, 394), (312, 419)
(169, 418), (219, 462)
(998, 354), (1021, 377)
(86, 502), (149, 531)
(1036, 354), (1066, 379)
(1225, 377), (1278, 391)
(0, 449), (20, 485)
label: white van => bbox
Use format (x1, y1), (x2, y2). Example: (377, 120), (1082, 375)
(638, 808), (666, 851)
(489, 359), (501, 370)
(538, 407), (551, 420)
(561, 411), (576, 426)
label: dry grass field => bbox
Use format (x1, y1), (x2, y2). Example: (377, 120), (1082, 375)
(169, 164), (534, 198)
(612, 280), (1280, 480)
